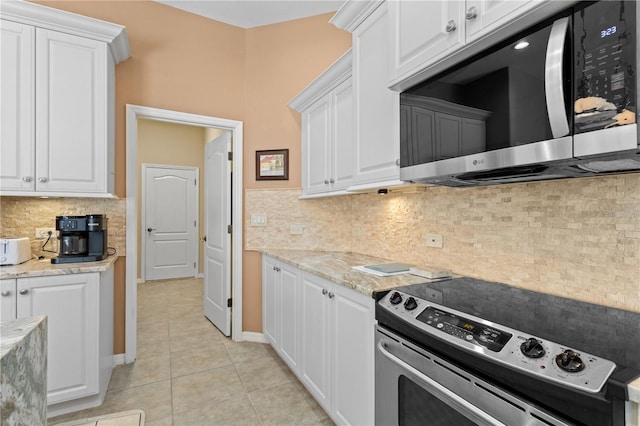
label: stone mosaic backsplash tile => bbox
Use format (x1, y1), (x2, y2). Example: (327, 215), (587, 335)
(245, 174), (640, 312)
(0, 197), (126, 258)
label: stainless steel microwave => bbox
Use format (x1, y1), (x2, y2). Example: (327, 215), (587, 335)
(400, 0), (639, 187)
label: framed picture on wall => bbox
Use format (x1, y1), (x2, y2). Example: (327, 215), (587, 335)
(256, 149), (289, 180)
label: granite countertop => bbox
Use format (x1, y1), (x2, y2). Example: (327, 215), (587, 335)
(261, 249), (447, 297)
(0, 255), (117, 279)
(260, 249), (640, 406)
(0, 315), (47, 358)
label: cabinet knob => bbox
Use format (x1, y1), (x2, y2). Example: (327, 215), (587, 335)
(328, 292), (335, 299)
(395, 159), (400, 166)
(22, 176), (32, 182)
(445, 20), (457, 33)
(1, 290), (11, 297)
(324, 179), (330, 185)
(466, 6), (478, 20)
(329, 178), (335, 184)
(147, 227), (156, 233)
(322, 288), (328, 295)
(19, 289), (29, 295)
(38, 177), (48, 183)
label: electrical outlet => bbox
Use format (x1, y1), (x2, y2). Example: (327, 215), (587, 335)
(289, 223), (304, 235)
(426, 234), (443, 248)
(35, 227), (56, 239)
(250, 213), (267, 227)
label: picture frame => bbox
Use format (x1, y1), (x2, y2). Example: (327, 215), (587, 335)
(256, 149), (289, 181)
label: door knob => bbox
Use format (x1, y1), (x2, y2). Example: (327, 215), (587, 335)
(445, 20), (457, 33)
(19, 289), (29, 295)
(147, 227), (156, 233)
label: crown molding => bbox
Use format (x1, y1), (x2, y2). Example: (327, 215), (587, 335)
(329, 0), (384, 33)
(0, 1), (130, 63)
(289, 49), (352, 112)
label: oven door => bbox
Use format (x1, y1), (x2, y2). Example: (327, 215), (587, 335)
(375, 326), (574, 426)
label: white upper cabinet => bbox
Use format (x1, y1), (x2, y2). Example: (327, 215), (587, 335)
(332, 2), (401, 189)
(389, 1), (465, 84)
(0, 1), (130, 197)
(290, 50), (354, 197)
(35, 29), (110, 194)
(0, 20), (35, 192)
(389, 0), (552, 89)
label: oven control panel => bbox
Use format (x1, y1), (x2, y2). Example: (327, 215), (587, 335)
(378, 290), (617, 393)
(417, 306), (512, 352)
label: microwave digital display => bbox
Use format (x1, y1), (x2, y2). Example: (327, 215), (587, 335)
(600, 25), (617, 38)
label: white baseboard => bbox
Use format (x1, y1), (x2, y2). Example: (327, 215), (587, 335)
(113, 354), (126, 366)
(136, 278), (144, 284)
(242, 331), (268, 343)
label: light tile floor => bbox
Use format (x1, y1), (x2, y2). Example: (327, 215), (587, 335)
(49, 277), (332, 425)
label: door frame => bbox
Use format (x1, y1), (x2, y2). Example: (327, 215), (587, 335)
(141, 163), (200, 282)
(126, 104), (243, 363)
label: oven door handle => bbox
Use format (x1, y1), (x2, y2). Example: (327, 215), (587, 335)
(545, 17), (570, 139)
(377, 341), (507, 426)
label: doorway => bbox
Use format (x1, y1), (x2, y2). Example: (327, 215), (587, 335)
(125, 105), (244, 364)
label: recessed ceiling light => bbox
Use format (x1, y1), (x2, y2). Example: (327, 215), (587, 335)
(514, 40), (530, 50)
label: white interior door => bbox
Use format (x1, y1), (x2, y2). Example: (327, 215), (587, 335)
(143, 165), (198, 281)
(204, 133), (232, 336)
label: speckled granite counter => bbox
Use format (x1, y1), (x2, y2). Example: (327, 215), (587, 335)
(1, 315), (47, 425)
(0, 255), (117, 279)
(260, 249), (446, 297)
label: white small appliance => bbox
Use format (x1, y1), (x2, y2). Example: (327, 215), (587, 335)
(0, 237), (32, 265)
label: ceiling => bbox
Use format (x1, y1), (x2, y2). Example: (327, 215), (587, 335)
(154, 0), (344, 29)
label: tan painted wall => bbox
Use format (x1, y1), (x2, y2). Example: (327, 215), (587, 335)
(242, 14), (351, 331)
(137, 119), (206, 278)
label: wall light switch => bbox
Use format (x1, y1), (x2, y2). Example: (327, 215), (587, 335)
(426, 234), (443, 248)
(250, 213), (267, 227)
(290, 224), (304, 235)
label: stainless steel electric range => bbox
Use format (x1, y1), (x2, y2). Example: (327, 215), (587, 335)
(374, 278), (640, 426)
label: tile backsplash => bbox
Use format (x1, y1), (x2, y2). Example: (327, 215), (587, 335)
(0, 197), (126, 258)
(246, 173), (640, 312)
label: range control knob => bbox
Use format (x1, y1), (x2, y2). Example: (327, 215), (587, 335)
(404, 297), (418, 311)
(520, 338), (545, 358)
(556, 349), (585, 373)
(389, 292), (403, 305)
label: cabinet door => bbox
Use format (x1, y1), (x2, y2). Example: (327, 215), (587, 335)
(0, 279), (17, 321)
(331, 78), (354, 191)
(466, 0), (539, 41)
(461, 118), (486, 155)
(389, 0), (465, 82)
(35, 29), (108, 193)
(278, 263), (300, 371)
(331, 284), (375, 426)
(262, 256), (279, 346)
(17, 273), (100, 405)
(300, 273), (331, 410)
(353, 2), (400, 185)
(0, 20), (35, 191)
(303, 98), (331, 195)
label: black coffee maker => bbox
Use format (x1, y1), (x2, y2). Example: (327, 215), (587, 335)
(51, 214), (108, 264)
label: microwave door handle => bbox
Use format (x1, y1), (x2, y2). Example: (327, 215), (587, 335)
(545, 17), (570, 138)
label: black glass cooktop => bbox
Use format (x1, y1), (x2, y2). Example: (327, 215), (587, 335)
(395, 277), (640, 371)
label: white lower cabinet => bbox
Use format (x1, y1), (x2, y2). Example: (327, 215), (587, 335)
(0, 270), (114, 417)
(262, 256), (375, 425)
(262, 256), (301, 371)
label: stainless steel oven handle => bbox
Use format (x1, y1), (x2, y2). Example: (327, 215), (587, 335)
(377, 341), (507, 426)
(545, 17), (570, 138)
